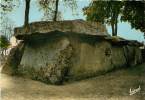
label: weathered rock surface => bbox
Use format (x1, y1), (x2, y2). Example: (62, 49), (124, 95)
(3, 20), (142, 84)
(17, 34), (142, 84)
(14, 20), (109, 39)
(18, 37), (73, 84)
(2, 42), (25, 75)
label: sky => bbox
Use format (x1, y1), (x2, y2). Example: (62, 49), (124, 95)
(7, 0), (145, 42)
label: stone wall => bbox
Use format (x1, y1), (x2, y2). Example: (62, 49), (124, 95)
(18, 35), (72, 84)
(11, 34), (142, 84)
(111, 46), (127, 68)
(68, 38), (113, 80)
(2, 20), (142, 84)
(2, 42), (25, 75)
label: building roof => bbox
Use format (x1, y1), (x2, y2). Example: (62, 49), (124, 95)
(14, 20), (109, 39)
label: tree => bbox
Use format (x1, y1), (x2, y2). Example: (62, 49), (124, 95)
(38, 0), (77, 21)
(54, 0), (59, 21)
(0, 16), (15, 40)
(38, 0), (62, 21)
(0, 0), (30, 27)
(0, 35), (9, 48)
(0, 0), (18, 40)
(0, 0), (16, 53)
(41, 10), (63, 21)
(121, 1), (145, 37)
(0, 0), (20, 14)
(0, 35), (10, 55)
(83, 1), (123, 36)
(24, 0), (31, 26)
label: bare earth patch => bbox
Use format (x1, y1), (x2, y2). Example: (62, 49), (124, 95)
(0, 63), (145, 100)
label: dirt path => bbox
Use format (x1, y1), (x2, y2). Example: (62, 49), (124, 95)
(0, 63), (145, 100)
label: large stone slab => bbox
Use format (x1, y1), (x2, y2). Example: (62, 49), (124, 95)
(16, 33), (142, 84)
(14, 20), (109, 39)
(3, 20), (142, 85)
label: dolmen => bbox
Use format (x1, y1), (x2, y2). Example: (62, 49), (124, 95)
(2, 20), (142, 84)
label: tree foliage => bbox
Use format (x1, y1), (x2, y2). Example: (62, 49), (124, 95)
(0, 16), (15, 40)
(83, 1), (145, 36)
(0, 0), (19, 13)
(83, 1), (123, 36)
(41, 10), (63, 21)
(0, 1), (16, 42)
(38, 0), (60, 21)
(37, 0), (77, 21)
(0, 35), (10, 49)
(121, 1), (145, 33)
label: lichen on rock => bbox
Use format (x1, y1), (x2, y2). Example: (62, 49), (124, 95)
(18, 40), (73, 84)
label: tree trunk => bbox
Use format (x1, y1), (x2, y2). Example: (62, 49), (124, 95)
(114, 18), (118, 36)
(53, 0), (59, 21)
(111, 22), (115, 36)
(24, 0), (30, 26)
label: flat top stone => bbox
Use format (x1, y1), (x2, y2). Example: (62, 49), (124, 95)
(14, 20), (109, 39)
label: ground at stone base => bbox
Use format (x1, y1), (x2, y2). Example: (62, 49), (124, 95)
(0, 63), (145, 100)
